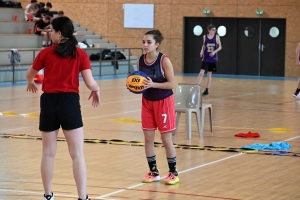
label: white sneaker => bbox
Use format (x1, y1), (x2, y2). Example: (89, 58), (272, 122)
(44, 192), (54, 200)
(297, 93), (300, 100)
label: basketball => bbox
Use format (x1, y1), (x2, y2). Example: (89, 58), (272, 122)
(126, 71), (148, 94)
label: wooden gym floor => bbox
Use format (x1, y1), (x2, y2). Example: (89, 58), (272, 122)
(0, 74), (299, 200)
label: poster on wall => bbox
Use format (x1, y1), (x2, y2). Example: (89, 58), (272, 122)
(123, 4), (154, 28)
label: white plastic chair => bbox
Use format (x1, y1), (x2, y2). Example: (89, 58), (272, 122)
(173, 83), (212, 139)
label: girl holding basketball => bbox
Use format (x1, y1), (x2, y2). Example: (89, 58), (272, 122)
(26, 16), (99, 200)
(137, 29), (179, 185)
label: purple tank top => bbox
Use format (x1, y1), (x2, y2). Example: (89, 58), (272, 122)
(203, 34), (218, 63)
(139, 52), (173, 101)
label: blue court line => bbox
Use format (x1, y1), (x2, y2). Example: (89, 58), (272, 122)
(0, 73), (298, 88)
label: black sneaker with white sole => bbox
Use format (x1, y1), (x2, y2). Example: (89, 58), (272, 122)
(78, 195), (90, 200)
(44, 192), (54, 200)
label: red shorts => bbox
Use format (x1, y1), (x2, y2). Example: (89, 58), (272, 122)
(141, 95), (176, 134)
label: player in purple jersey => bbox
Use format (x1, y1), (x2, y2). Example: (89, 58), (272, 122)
(137, 29), (179, 185)
(196, 24), (222, 96)
(293, 43), (300, 99)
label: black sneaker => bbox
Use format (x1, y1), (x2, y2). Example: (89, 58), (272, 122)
(202, 90), (209, 96)
(44, 192), (54, 200)
(78, 195), (90, 200)
(42, 44), (47, 48)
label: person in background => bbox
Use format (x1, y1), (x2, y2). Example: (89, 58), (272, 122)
(196, 24), (222, 96)
(24, 0), (38, 21)
(34, 15), (51, 47)
(57, 10), (64, 17)
(33, 2), (53, 22)
(293, 43), (300, 99)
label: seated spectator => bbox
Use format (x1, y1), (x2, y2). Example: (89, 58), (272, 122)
(57, 10), (64, 17)
(34, 16), (51, 47)
(34, 4), (40, 14)
(33, 2), (53, 22)
(24, 0), (38, 21)
(47, 12), (54, 22)
(39, 2), (45, 8)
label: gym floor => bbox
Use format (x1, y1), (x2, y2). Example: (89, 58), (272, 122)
(0, 74), (299, 200)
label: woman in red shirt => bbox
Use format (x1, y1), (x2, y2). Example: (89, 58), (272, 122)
(26, 16), (99, 200)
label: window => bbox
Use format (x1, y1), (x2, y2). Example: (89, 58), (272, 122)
(217, 25), (226, 37)
(244, 26), (255, 37)
(193, 25), (203, 36)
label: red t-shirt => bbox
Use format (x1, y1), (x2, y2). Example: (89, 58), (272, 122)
(32, 45), (91, 93)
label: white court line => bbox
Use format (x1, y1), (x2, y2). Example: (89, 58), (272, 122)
(82, 110), (140, 120)
(96, 154), (242, 199)
(84, 93), (253, 121)
(0, 188), (116, 200)
(81, 98), (140, 107)
(203, 93), (255, 102)
(284, 135), (300, 141)
(0, 126), (36, 133)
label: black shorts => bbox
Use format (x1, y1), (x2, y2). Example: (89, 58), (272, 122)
(39, 92), (83, 132)
(201, 61), (217, 72)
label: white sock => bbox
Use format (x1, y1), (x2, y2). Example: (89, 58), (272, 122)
(48, 41), (51, 45)
(42, 41), (46, 45)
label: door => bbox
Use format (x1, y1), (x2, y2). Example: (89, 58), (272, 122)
(211, 18), (237, 74)
(236, 19), (260, 75)
(260, 19), (286, 76)
(184, 17), (211, 73)
(184, 17), (286, 76)
(184, 17), (237, 74)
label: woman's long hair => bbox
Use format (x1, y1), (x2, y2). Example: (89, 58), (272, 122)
(51, 16), (78, 58)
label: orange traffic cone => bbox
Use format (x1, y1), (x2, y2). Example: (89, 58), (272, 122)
(34, 69), (44, 83)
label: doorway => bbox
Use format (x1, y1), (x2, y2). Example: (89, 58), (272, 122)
(184, 17), (286, 76)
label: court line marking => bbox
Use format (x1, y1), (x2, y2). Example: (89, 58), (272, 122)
(0, 126), (36, 133)
(96, 154), (242, 199)
(284, 135), (300, 141)
(0, 99), (141, 118)
(203, 93), (255, 102)
(81, 98), (140, 107)
(0, 188), (115, 200)
(0, 136), (297, 198)
(212, 125), (295, 132)
(82, 110), (140, 120)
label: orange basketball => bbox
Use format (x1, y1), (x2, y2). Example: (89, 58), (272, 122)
(126, 71), (148, 94)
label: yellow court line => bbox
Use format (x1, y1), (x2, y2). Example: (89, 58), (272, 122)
(0, 111), (18, 116)
(113, 118), (140, 123)
(0, 111), (39, 117)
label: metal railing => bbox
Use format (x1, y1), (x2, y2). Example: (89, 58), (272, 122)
(0, 47), (143, 83)
(82, 47), (143, 77)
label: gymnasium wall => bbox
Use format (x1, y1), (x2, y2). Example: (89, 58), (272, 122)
(20, 0), (300, 77)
